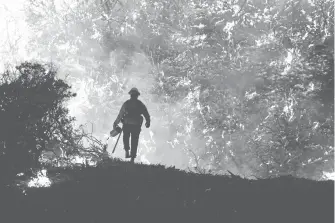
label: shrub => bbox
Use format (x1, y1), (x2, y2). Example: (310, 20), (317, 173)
(0, 62), (77, 177)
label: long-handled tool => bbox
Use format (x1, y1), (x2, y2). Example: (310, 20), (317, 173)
(112, 127), (123, 154)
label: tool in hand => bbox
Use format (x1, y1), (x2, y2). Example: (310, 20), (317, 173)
(110, 125), (123, 154)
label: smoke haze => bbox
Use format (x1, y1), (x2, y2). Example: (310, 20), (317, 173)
(0, 1), (193, 170)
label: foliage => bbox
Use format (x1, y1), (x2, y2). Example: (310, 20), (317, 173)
(0, 61), (115, 179)
(0, 62), (77, 176)
(140, 0), (334, 178)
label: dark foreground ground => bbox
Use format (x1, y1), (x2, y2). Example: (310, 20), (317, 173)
(0, 159), (333, 223)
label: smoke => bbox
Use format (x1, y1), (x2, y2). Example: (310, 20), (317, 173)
(0, 0), (31, 72)
(102, 51), (192, 169)
(1, 0), (311, 176)
(59, 35), (193, 169)
(0, 0), (195, 171)
(0, 0), (260, 174)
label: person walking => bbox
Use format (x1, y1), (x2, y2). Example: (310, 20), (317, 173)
(113, 88), (150, 163)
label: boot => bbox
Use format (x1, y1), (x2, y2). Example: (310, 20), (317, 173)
(130, 157), (135, 163)
(125, 150), (131, 158)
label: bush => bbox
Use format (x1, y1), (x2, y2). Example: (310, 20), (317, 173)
(0, 62), (77, 178)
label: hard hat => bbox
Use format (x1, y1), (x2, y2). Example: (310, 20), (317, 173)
(128, 87), (140, 96)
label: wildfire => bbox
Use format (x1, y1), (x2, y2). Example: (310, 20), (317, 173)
(27, 169), (51, 188)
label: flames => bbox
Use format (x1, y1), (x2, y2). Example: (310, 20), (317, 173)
(27, 169), (51, 188)
(25, 154), (102, 188)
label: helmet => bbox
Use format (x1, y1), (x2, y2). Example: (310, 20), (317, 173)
(128, 87), (140, 96)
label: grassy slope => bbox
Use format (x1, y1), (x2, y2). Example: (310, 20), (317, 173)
(0, 159), (333, 223)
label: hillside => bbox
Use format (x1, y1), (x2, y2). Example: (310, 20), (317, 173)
(0, 159), (333, 223)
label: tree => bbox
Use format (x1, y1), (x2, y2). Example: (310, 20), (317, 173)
(0, 62), (77, 176)
(145, 0), (334, 178)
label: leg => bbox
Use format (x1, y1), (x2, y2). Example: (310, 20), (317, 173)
(122, 125), (131, 158)
(130, 125), (141, 159)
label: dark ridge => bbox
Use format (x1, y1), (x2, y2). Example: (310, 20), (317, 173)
(0, 158), (333, 223)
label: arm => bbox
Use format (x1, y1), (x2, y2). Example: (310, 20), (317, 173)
(141, 103), (150, 125)
(114, 103), (126, 128)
